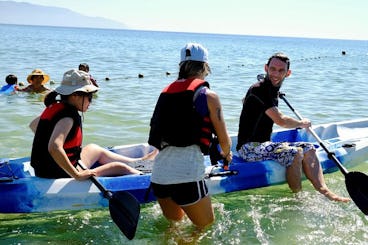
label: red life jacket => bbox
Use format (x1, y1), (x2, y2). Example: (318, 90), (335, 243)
(31, 102), (82, 178)
(148, 78), (215, 154)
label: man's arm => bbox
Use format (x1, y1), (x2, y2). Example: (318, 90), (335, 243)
(266, 107), (311, 129)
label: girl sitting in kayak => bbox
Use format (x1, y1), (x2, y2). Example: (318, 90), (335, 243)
(29, 69), (156, 180)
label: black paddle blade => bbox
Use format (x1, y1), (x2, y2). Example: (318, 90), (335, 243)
(109, 191), (140, 240)
(345, 171), (368, 215)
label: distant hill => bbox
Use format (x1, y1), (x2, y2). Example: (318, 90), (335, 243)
(0, 1), (127, 29)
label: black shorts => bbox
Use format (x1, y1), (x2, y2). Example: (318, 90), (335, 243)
(151, 180), (209, 206)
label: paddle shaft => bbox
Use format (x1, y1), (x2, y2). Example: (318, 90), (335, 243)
(77, 161), (113, 199)
(77, 161), (140, 240)
(279, 93), (368, 215)
(279, 93), (349, 175)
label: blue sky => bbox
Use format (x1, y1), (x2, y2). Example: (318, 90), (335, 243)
(9, 0), (368, 40)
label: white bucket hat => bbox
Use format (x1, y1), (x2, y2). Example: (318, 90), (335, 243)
(55, 69), (99, 95)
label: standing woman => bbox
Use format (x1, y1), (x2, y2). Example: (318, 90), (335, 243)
(148, 43), (232, 229)
(29, 69), (153, 180)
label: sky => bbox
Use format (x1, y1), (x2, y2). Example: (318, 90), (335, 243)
(8, 0), (368, 40)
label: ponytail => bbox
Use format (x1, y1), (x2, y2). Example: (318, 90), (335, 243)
(44, 91), (58, 106)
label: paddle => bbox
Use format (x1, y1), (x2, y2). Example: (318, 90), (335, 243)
(279, 92), (368, 215)
(209, 136), (230, 169)
(77, 161), (140, 239)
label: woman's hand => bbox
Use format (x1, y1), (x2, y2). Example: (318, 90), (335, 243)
(221, 150), (233, 163)
(74, 168), (96, 181)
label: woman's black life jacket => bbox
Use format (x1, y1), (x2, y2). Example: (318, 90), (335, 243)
(148, 78), (215, 155)
(31, 102), (82, 178)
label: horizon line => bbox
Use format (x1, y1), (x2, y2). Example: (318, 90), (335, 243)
(1, 22), (367, 42)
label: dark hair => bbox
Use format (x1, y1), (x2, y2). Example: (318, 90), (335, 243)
(267, 52), (290, 70)
(79, 63), (89, 72)
(44, 91), (69, 107)
(5, 74), (17, 85)
(178, 61), (211, 79)
(44, 91), (58, 106)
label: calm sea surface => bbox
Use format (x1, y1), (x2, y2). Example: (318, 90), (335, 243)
(0, 24), (367, 244)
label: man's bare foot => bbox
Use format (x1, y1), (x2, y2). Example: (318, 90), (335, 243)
(319, 187), (350, 202)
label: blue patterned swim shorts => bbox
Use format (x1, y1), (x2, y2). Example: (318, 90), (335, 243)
(237, 141), (315, 167)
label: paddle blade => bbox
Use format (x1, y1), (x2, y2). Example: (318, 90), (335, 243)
(345, 171), (368, 215)
(109, 191), (141, 240)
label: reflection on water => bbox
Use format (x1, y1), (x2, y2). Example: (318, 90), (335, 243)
(2, 170), (367, 244)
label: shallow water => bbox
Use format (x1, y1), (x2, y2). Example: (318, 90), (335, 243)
(0, 24), (368, 244)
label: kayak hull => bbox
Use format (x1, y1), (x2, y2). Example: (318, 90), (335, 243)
(1, 118), (368, 213)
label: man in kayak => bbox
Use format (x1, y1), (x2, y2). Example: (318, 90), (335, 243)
(236, 52), (350, 202)
(148, 43), (232, 229)
(29, 69), (156, 180)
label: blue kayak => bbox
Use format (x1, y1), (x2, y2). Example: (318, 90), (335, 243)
(1, 118), (368, 213)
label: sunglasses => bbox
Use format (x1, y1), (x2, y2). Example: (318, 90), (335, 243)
(75, 92), (93, 102)
(32, 75), (44, 80)
(86, 93), (93, 102)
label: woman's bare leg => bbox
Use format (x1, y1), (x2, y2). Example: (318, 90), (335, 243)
(182, 196), (214, 230)
(80, 143), (142, 176)
(157, 198), (185, 222)
(82, 143), (157, 164)
(157, 196), (214, 230)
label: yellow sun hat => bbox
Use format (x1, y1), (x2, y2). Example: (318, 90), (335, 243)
(27, 69), (50, 85)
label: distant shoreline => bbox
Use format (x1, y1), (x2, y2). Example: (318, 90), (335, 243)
(1, 23), (365, 42)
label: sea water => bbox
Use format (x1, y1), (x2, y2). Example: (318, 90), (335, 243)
(0, 24), (367, 244)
